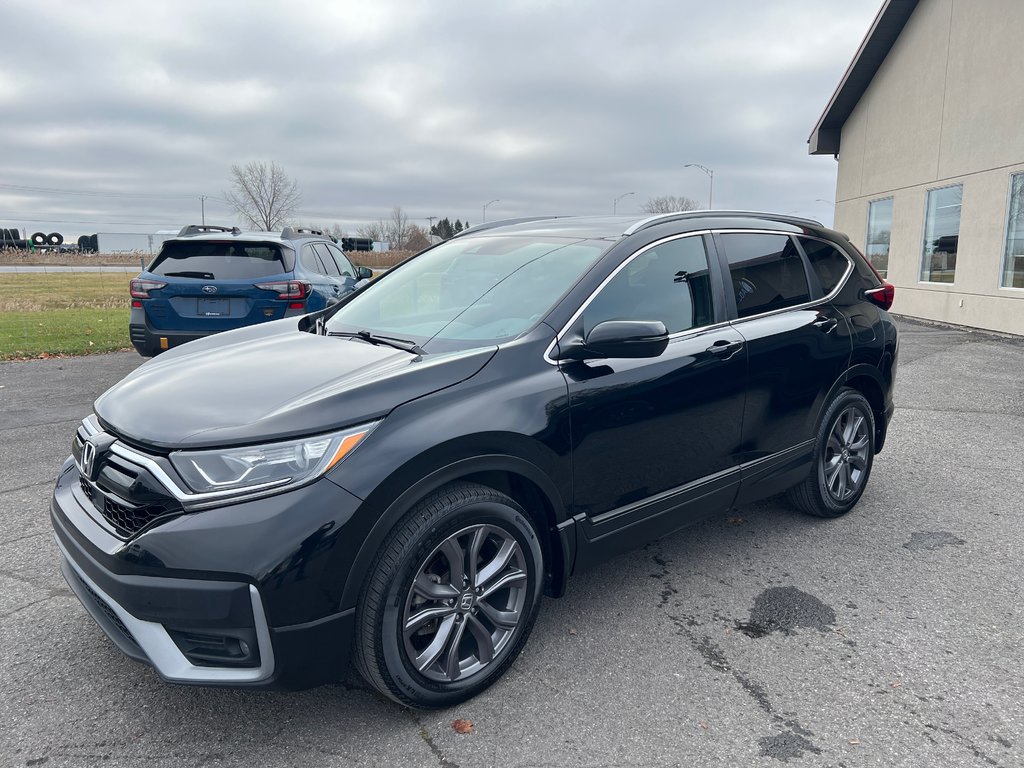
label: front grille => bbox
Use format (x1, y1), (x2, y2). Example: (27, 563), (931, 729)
(76, 442), (183, 539)
(80, 475), (176, 538)
(76, 573), (138, 646)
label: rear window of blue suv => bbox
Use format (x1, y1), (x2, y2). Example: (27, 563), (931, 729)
(150, 241), (292, 279)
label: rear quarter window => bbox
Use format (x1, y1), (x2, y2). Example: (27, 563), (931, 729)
(798, 237), (852, 294)
(150, 241), (289, 279)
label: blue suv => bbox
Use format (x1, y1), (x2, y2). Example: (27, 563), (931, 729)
(129, 225), (372, 356)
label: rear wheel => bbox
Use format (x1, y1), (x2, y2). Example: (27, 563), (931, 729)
(353, 482), (544, 708)
(788, 388), (875, 518)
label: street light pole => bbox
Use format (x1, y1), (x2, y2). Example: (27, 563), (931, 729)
(200, 195), (206, 225)
(684, 164), (714, 209)
(613, 191), (635, 214)
(483, 199), (500, 222)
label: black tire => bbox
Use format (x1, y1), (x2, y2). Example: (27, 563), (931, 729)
(787, 388), (876, 518)
(31, 232), (46, 246)
(353, 482), (544, 708)
(78, 235), (90, 252)
(89, 234), (99, 253)
(48, 232), (63, 246)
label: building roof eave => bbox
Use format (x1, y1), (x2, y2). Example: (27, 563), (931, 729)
(808, 0), (920, 155)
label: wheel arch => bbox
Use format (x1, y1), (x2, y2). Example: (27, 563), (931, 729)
(841, 365), (888, 452)
(339, 453), (572, 611)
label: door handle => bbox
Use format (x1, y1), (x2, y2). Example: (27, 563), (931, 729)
(813, 316), (838, 333)
(706, 340), (743, 357)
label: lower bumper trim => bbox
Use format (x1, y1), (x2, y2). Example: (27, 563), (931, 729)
(55, 535), (276, 684)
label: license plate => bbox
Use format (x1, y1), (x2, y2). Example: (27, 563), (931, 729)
(198, 298), (229, 317)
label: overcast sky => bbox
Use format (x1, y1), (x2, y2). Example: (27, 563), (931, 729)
(0, 0), (882, 238)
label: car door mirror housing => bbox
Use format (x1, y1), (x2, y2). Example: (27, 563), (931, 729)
(356, 266), (374, 280)
(556, 320), (669, 361)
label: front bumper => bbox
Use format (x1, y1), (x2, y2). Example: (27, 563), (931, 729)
(56, 534), (275, 684)
(51, 454), (364, 689)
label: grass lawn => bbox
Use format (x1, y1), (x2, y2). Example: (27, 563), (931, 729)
(0, 273), (134, 360)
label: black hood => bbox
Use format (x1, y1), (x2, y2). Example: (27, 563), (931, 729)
(95, 322), (496, 449)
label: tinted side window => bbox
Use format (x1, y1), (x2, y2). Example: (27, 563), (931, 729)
(312, 243), (341, 276)
(326, 243), (355, 277)
(583, 235), (714, 335)
(720, 234), (810, 318)
(301, 245), (328, 275)
(798, 237), (851, 294)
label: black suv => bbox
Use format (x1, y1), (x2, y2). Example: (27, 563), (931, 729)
(129, 225), (373, 356)
(52, 212), (897, 708)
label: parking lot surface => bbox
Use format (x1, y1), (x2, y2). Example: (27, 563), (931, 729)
(1, 319), (1022, 768)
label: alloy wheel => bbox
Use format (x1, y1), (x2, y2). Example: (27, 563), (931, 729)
(822, 405), (870, 502)
(402, 524), (528, 683)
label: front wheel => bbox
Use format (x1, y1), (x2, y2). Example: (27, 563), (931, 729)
(353, 482), (544, 708)
(788, 388), (876, 518)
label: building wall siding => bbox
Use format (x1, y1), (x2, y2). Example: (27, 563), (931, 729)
(832, 0), (1024, 334)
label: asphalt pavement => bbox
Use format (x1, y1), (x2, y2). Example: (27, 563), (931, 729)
(1, 319), (1022, 768)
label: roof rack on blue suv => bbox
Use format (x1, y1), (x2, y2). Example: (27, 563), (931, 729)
(177, 224), (242, 236)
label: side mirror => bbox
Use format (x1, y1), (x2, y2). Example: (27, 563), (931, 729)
(356, 266), (374, 280)
(555, 320), (669, 361)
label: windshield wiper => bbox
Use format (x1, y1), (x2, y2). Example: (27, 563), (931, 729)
(163, 271), (216, 279)
(328, 329), (425, 355)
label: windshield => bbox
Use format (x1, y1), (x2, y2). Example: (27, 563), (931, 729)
(325, 234), (607, 351)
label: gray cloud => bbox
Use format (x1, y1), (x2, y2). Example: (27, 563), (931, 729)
(0, 0), (880, 236)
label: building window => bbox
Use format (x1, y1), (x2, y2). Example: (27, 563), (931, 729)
(920, 185), (962, 283)
(866, 198), (893, 278)
(1002, 173), (1024, 289)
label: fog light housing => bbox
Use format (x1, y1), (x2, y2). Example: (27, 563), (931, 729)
(166, 627), (260, 668)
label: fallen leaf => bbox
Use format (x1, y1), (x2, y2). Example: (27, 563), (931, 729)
(727, 516), (744, 526)
(699, 720), (709, 730)
(891, 682), (902, 688)
(452, 719), (473, 734)
(568, 628), (577, 636)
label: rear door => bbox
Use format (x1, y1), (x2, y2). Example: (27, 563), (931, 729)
(714, 231), (853, 503)
(145, 240), (293, 332)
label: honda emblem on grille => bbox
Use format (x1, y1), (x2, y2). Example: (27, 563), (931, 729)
(80, 433), (115, 482)
(202, 285), (218, 294)
(81, 440), (97, 480)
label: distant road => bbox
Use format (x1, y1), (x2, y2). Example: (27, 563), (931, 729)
(0, 264), (138, 273)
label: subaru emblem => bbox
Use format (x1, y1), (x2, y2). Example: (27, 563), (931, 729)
(202, 285), (218, 294)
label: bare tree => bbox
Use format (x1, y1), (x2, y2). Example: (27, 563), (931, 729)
(355, 206), (416, 250)
(640, 195), (701, 214)
(224, 161), (302, 231)
(405, 224), (431, 252)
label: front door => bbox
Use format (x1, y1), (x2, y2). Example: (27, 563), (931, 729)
(561, 234), (747, 565)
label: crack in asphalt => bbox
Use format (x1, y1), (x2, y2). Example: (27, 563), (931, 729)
(649, 551), (822, 762)
(404, 709), (460, 768)
(0, 479), (57, 495)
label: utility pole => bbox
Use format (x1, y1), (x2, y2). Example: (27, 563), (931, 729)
(427, 216), (436, 235)
(200, 195), (206, 225)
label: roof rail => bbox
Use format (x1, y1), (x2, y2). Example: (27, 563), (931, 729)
(280, 226), (328, 240)
(623, 210), (823, 236)
(178, 224), (241, 237)
(454, 216), (563, 238)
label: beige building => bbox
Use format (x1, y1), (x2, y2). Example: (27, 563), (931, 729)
(809, 0), (1024, 335)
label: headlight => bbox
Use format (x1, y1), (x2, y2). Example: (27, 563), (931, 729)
(169, 422), (377, 496)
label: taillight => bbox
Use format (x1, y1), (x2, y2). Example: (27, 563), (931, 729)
(130, 279), (166, 299)
(865, 282), (895, 311)
(254, 280), (309, 300)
